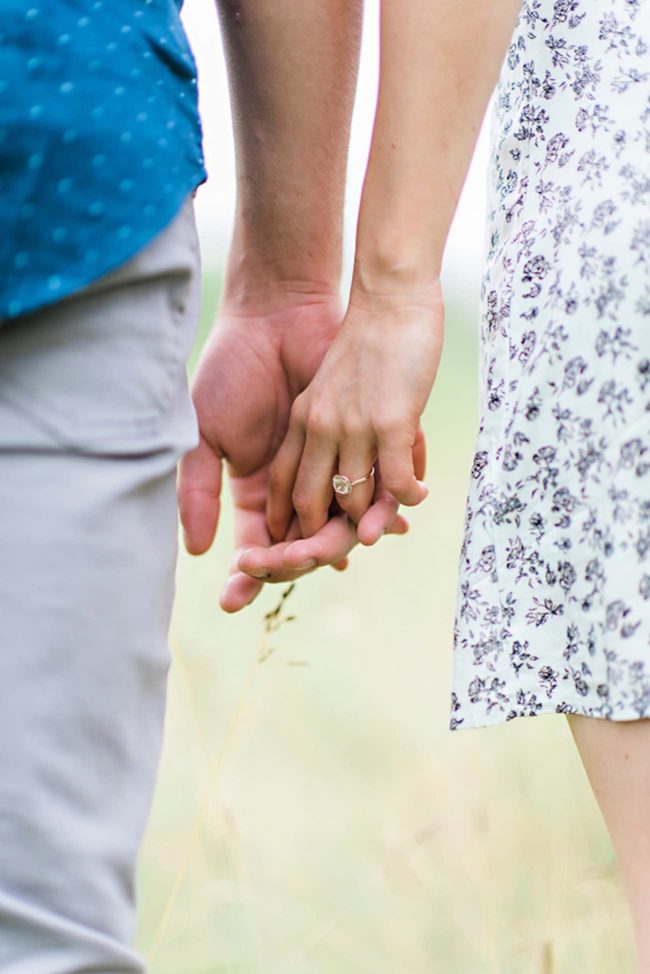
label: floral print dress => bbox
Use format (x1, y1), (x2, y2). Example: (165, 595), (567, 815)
(450, 0), (650, 731)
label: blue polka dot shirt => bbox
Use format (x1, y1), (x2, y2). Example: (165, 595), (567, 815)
(0, 0), (207, 321)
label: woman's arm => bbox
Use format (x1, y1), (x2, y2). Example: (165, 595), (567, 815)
(265, 1), (522, 548)
(354, 0), (522, 293)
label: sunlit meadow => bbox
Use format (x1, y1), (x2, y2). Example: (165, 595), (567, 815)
(134, 280), (634, 974)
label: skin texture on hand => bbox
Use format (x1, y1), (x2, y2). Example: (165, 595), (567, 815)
(177, 295), (410, 613)
(266, 280), (444, 545)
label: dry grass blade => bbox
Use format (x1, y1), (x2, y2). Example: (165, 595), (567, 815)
(147, 582), (298, 969)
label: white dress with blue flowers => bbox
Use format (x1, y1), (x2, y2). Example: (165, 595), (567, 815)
(450, 0), (650, 731)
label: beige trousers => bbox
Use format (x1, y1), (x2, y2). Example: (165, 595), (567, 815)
(0, 195), (201, 972)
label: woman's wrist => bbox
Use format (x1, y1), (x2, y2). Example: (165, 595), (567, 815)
(349, 248), (444, 311)
(350, 212), (448, 299)
(351, 253), (442, 298)
(346, 270), (445, 335)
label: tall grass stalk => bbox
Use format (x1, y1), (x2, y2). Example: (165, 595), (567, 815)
(147, 583), (297, 968)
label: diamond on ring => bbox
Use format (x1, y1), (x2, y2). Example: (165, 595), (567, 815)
(332, 474), (352, 496)
(332, 466), (375, 496)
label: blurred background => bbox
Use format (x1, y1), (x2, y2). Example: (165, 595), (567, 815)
(136, 3), (634, 971)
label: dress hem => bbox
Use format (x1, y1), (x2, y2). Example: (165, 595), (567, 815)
(449, 699), (650, 732)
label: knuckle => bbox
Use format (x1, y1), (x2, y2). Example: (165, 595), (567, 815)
(375, 412), (407, 439)
(306, 408), (335, 440)
(340, 415), (367, 439)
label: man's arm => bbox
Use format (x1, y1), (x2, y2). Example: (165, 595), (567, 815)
(216, 0), (360, 302)
(178, 1), (409, 612)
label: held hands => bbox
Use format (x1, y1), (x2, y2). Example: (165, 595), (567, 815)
(177, 278), (445, 611)
(266, 279), (445, 547)
(177, 288), (416, 613)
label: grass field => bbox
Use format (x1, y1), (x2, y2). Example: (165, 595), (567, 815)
(135, 277), (635, 973)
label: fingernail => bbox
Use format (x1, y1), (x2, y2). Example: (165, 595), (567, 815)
(246, 567), (270, 579)
(295, 559), (317, 570)
(417, 480), (429, 497)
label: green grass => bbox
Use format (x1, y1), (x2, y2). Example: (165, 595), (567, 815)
(136, 275), (634, 973)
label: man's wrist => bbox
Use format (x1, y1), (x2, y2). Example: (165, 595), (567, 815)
(220, 267), (340, 317)
(220, 221), (341, 314)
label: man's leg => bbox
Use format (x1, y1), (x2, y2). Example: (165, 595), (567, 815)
(0, 196), (201, 972)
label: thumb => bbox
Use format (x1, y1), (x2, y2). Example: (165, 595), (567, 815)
(412, 424), (427, 481)
(177, 433), (223, 555)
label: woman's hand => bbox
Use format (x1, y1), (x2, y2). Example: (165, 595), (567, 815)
(266, 278), (445, 543)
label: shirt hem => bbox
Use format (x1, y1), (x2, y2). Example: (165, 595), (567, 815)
(0, 168), (207, 324)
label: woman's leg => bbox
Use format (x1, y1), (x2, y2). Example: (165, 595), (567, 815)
(567, 713), (650, 973)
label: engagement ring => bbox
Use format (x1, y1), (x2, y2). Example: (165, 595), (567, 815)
(332, 466), (375, 496)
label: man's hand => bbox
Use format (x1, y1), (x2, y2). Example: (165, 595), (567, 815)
(177, 291), (410, 613)
(177, 0), (374, 613)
